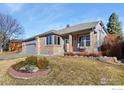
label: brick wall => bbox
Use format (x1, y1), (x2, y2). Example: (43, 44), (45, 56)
(40, 36), (64, 56)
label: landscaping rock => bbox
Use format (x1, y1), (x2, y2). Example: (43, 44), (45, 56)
(19, 66), (26, 71)
(113, 57), (121, 63)
(28, 65), (39, 72)
(96, 56), (121, 64)
(19, 65), (39, 73)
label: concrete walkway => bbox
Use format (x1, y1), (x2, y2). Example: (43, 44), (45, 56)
(0, 53), (35, 60)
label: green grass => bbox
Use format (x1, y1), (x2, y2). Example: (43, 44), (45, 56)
(0, 56), (124, 85)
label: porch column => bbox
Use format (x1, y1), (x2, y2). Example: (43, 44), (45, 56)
(90, 32), (93, 47)
(69, 34), (73, 52)
(36, 36), (41, 55)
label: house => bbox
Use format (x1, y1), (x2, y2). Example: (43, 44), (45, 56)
(22, 21), (108, 56)
(9, 39), (22, 52)
(0, 38), (22, 52)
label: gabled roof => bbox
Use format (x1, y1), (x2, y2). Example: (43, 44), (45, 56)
(23, 21), (107, 42)
(38, 30), (57, 36)
(22, 30), (57, 42)
(55, 21), (100, 35)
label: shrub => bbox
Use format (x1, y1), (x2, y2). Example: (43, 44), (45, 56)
(12, 56), (49, 72)
(12, 61), (27, 71)
(102, 43), (122, 59)
(102, 35), (122, 59)
(64, 52), (74, 56)
(25, 56), (37, 65)
(37, 57), (49, 69)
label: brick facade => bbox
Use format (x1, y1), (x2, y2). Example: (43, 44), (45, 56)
(39, 37), (64, 56)
(22, 21), (107, 56)
(38, 33), (97, 55)
(22, 30), (103, 56)
(36, 37), (41, 55)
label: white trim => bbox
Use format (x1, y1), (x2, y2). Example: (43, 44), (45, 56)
(52, 35), (54, 45)
(45, 35), (61, 46)
(46, 35), (52, 45)
(78, 34), (91, 48)
(54, 35), (61, 45)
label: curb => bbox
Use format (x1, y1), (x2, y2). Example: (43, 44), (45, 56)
(8, 67), (50, 79)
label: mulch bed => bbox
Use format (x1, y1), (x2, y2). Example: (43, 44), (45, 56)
(8, 67), (50, 79)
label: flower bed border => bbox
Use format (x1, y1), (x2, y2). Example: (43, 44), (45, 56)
(8, 67), (50, 79)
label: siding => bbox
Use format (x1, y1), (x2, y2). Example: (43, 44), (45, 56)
(94, 23), (107, 47)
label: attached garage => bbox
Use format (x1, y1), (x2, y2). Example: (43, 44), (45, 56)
(22, 40), (37, 55)
(25, 43), (36, 54)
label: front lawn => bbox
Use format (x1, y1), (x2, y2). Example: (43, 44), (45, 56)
(0, 56), (124, 85)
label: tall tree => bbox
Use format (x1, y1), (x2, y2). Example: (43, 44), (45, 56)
(0, 13), (24, 51)
(107, 12), (123, 39)
(107, 13), (123, 38)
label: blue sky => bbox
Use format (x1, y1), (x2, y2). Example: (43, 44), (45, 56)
(0, 3), (124, 39)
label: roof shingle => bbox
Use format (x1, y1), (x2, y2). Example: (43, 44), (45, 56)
(54, 21), (99, 35)
(23, 21), (103, 42)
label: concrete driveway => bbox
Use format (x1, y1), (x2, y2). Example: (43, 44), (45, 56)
(0, 52), (35, 60)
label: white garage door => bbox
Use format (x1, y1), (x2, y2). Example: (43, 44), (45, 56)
(25, 43), (36, 54)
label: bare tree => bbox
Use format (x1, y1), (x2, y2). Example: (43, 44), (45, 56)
(0, 13), (24, 51)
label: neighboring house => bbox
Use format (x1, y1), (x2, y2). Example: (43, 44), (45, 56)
(22, 21), (108, 56)
(9, 39), (22, 52)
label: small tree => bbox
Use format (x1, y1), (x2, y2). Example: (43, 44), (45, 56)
(0, 13), (24, 51)
(107, 12), (123, 39)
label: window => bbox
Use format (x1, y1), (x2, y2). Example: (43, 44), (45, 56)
(54, 36), (60, 45)
(46, 35), (61, 45)
(79, 35), (90, 47)
(46, 35), (52, 45)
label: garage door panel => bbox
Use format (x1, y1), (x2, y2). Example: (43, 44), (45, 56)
(25, 43), (36, 54)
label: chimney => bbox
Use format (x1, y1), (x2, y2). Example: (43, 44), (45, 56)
(66, 24), (70, 28)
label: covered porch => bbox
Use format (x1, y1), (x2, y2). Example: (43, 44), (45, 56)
(62, 30), (98, 53)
